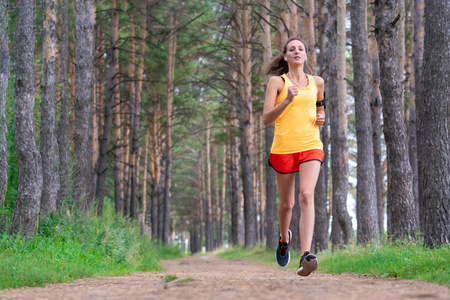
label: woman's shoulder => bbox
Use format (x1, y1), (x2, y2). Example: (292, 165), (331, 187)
(311, 75), (324, 91)
(267, 75), (286, 88)
(311, 75), (324, 86)
(268, 74), (286, 83)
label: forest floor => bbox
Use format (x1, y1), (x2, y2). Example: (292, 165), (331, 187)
(1, 255), (449, 300)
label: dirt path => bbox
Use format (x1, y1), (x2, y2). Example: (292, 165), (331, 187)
(1, 255), (449, 299)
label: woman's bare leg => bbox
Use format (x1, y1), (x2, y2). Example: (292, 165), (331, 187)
(298, 160), (321, 254)
(275, 172), (296, 243)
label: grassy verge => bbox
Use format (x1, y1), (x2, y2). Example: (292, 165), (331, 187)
(0, 200), (182, 290)
(218, 242), (450, 287)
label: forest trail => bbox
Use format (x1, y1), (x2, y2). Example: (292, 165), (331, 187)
(1, 255), (449, 300)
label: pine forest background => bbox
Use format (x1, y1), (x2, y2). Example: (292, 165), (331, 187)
(0, 0), (449, 253)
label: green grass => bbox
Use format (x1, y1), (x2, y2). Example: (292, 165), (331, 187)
(164, 274), (178, 282)
(0, 200), (182, 290)
(218, 242), (450, 287)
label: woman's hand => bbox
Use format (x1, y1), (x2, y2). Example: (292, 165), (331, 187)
(315, 111), (325, 126)
(286, 85), (298, 103)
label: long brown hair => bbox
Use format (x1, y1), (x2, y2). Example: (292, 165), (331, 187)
(265, 37), (312, 76)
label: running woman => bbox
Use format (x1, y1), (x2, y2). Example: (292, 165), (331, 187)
(263, 37), (326, 276)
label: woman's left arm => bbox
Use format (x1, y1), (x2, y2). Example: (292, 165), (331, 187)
(313, 76), (325, 126)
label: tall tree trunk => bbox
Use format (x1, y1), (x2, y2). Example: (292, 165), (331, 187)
(416, 0), (450, 247)
(327, 0), (343, 246)
(236, 0), (256, 248)
(205, 107), (213, 251)
(40, 0), (61, 215)
(95, 0), (120, 216)
(57, 0), (71, 208)
(130, 1), (148, 220)
(91, 27), (101, 197)
(158, 146), (166, 242)
(113, 3), (123, 214)
(351, 0), (379, 244)
(122, 0), (135, 217)
(261, 0), (277, 250)
(199, 148), (205, 248)
(69, 40), (75, 161)
(374, 0), (417, 239)
(313, 0), (329, 252)
(330, 0), (354, 246)
(258, 113), (265, 242)
(74, 0), (95, 210)
(411, 0), (424, 227)
(0, 0), (9, 209)
(12, 0), (43, 236)
(369, 30), (384, 234)
(150, 95), (161, 238)
(140, 130), (149, 234)
(288, 0), (298, 37)
(274, 10), (289, 52)
(162, 10), (178, 243)
(229, 17), (242, 246)
(220, 144), (226, 247)
(302, 0), (316, 73)
(212, 141), (220, 248)
(398, 0), (406, 109)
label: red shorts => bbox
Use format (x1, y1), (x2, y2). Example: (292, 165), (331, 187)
(268, 149), (324, 174)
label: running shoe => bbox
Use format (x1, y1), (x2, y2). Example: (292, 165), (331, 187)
(275, 229), (292, 267)
(297, 251), (318, 276)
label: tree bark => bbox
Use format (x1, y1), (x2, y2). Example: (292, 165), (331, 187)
(229, 12), (243, 246)
(257, 113), (265, 242)
(416, 0), (450, 247)
(74, 0), (95, 211)
(141, 130), (149, 234)
(130, 0), (149, 220)
(205, 107), (213, 251)
(40, 0), (61, 215)
(228, 86), (243, 246)
(288, 0), (298, 37)
(274, 12), (289, 51)
(369, 30), (384, 235)
(150, 95), (161, 238)
(313, 0), (329, 252)
(220, 144), (227, 246)
(351, 0), (379, 244)
(398, 0), (406, 108)
(302, 0), (316, 73)
(411, 0), (424, 227)
(122, 0), (135, 217)
(374, 0), (417, 239)
(212, 141), (220, 248)
(0, 0), (10, 209)
(236, 0), (256, 248)
(12, 0), (43, 236)
(162, 10), (178, 243)
(261, 0), (278, 250)
(113, 2), (123, 215)
(329, 0), (354, 246)
(95, 0), (120, 216)
(57, 0), (71, 208)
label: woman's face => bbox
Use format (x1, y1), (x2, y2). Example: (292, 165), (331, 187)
(284, 40), (307, 65)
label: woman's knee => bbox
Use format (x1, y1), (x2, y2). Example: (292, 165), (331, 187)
(279, 200), (295, 212)
(299, 189), (314, 206)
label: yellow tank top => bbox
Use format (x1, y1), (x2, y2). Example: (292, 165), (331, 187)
(270, 74), (323, 154)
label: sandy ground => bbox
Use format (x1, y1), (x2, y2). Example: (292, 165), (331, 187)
(0, 255), (449, 300)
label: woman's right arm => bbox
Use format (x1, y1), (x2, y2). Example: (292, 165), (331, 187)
(263, 76), (296, 126)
